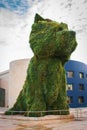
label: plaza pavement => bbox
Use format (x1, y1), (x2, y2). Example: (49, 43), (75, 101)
(0, 107), (87, 130)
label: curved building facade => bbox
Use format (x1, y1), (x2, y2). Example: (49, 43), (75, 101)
(65, 60), (87, 108)
(9, 59), (29, 108)
(1, 59), (87, 109)
(0, 59), (30, 108)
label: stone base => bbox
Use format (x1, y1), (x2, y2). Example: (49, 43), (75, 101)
(1, 114), (74, 121)
(33, 114), (74, 121)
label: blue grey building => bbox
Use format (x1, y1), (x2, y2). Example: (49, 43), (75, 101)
(65, 60), (87, 108)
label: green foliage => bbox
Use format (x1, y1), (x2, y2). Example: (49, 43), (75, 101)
(5, 13), (77, 116)
(34, 13), (45, 23)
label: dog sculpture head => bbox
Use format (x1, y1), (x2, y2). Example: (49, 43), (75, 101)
(29, 13), (77, 63)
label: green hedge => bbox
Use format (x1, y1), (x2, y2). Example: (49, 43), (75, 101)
(5, 14), (77, 117)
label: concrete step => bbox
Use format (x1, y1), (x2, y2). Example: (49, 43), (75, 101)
(0, 107), (8, 115)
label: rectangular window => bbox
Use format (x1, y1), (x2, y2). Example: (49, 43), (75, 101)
(67, 71), (74, 78)
(78, 96), (84, 103)
(79, 72), (84, 78)
(79, 84), (84, 91)
(67, 96), (73, 103)
(66, 84), (73, 90)
(86, 74), (87, 79)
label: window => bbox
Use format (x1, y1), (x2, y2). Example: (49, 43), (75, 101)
(78, 96), (84, 103)
(67, 71), (74, 78)
(86, 74), (87, 78)
(79, 72), (84, 78)
(67, 96), (73, 103)
(66, 84), (73, 90)
(79, 84), (84, 91)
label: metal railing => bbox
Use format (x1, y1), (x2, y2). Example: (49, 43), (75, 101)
(3, 109), (72, 120)
(70, 108), (87, 120)
(1, 108), (87, 120)
(6, 109), (69, 115)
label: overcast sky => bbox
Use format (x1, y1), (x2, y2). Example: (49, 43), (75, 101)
(0, 0), (87, 72)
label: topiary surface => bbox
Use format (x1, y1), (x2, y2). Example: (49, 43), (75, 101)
(6, 14), (77, 116)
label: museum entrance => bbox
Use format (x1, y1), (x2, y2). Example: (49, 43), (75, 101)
(0, 88), (5, 107)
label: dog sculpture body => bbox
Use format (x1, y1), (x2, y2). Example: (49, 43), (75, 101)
(6, 14), (77, 116)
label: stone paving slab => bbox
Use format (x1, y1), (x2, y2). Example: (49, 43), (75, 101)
(0, 108), (87, 130)
(0, 116), (87, 130)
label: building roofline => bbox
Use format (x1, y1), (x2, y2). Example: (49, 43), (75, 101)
(68, 60), (87, 66)
(0, 70), (9, 76)
(10, 58), (30, 64)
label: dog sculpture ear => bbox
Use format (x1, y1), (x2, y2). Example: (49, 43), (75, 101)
(34, 13), (45, 23)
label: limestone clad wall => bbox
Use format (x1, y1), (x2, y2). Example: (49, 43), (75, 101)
(0, 59), (30, 108)
(9, 59), (29, 108)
